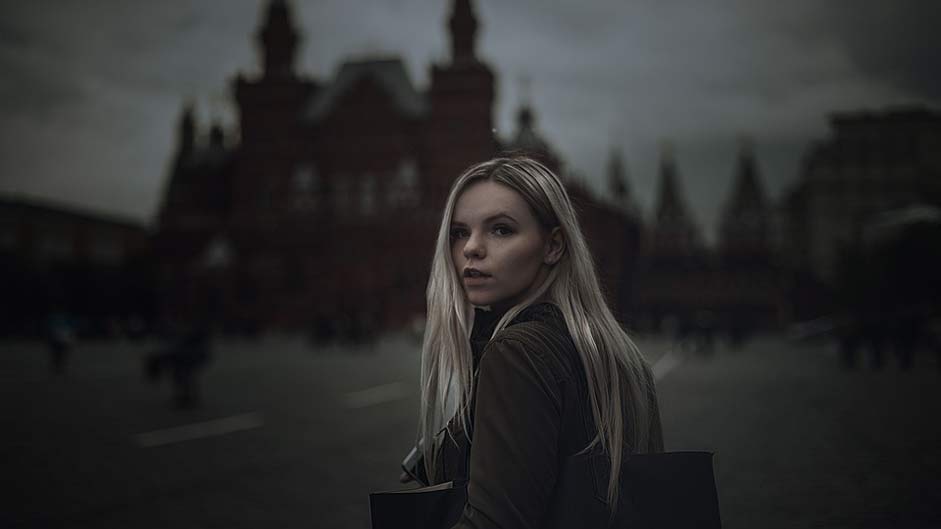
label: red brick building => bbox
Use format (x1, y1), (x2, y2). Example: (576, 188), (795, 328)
(155, 0), (642, 335)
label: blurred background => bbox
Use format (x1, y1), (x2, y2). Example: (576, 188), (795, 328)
(1, 0), (940, 527)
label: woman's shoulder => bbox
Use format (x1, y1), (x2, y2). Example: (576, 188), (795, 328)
(505, 302), (571, 337)
(484, 302), (580, 382)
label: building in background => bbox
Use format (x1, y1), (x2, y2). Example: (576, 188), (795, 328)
(635, 145), (712, 334)
(155, 0), (641, 336)
(636, 140), (784, 342)
(155, 2), (938, 340)
(0, 194), (152, 338)
(784, 106), (941, 282)
(782, 106), (941, 319)
(715, 141), (783, 335)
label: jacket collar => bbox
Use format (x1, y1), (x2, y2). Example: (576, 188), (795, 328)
(470, 301), (564, 365)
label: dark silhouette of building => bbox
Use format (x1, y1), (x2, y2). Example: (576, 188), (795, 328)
(783, 106), (941, 284)
(155, 0), (640, 335)
(716, 140), (783, 334)
(635, 144), (711, 333)
(780, 106), (941, 363)
(636, 140), (784, 340)
(0, 194), (152, 338)
(719, 139), (773, 259)
(649, 143), (704, 258)
(504, 102), (563, 172)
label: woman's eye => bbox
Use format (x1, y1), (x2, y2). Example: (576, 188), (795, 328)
(450, 228), (469, 239)
(493, 225), (514, 236)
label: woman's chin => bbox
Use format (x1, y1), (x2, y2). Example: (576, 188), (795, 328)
(465, 292), (497, 307)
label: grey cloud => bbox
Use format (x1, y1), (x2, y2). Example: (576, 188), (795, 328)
(0, 54), (89, 118)
(1, 0), (936, 231)
(833, 1), (941, 99)
(763, 0), (941, 101)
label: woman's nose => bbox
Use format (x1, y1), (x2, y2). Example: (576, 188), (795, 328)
(463, 233), (485, 259)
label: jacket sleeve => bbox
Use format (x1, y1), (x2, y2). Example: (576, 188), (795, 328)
(451, 337), (563, 529)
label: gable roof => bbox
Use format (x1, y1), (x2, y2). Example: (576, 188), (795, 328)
(305, 57), (427, 121)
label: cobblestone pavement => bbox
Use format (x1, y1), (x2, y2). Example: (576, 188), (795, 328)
(1, 333), (938, 528)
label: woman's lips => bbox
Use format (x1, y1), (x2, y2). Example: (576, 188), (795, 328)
(463, 275), (492, 287)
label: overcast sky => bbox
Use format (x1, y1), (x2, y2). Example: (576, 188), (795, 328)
(1, 0), (938, 242)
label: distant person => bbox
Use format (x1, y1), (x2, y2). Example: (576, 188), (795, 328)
(401, 157), (663, 527)
(46, 310), (75, 374)
(145, 322), (212, 409)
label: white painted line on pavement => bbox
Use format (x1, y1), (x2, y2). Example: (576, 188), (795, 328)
(345, 381), (406, 409)
(135, 412), (264, 448)
(652, 349), (683, 381)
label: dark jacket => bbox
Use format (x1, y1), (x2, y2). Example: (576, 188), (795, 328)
(434, 302), (664, 529)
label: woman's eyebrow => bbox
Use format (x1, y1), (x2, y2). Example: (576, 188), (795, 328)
(485, 213), (518, 224)
(451, 213), (518, 226)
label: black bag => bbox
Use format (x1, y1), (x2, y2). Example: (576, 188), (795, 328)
(369, 450), (721, 528)
(369, 480), (467, 529)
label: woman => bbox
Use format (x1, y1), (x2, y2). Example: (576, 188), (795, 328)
(413, 156), (663, 528)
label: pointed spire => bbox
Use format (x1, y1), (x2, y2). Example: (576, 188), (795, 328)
(655, 141), (683, 224)
(731, 136), (767, 210)
(652, 141), (700, 253)
(607, 148), (630, 202)
(257, 0), (299, 78)
(177, 102), (196, 160)
(720, 136), (771, 253)
(448, 0), (479, 63)
(507, 102), (561, 173)
(511, 105), (547, 157)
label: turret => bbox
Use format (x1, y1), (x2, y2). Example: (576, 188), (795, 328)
(720, 137), (771, 255)
(652, 142), (700, 253)
(177, 103), (196, 163)
(257, 0), (299, 78)
(607, 148), (630, 204)
(449, 0), (479, 64)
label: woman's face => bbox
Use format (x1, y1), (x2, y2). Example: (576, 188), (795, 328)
(450, 180), (561, 310)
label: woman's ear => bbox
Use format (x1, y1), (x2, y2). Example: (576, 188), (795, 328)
(544, 227), (565, 265)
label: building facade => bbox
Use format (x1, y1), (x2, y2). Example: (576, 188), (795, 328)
(636, 140), (783, 339)
(784, 107), (941, 283)
(155, 0), (641, 335)
(0, 195), (152, 337)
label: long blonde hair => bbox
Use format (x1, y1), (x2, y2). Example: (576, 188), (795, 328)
(418, 156), (658, 507)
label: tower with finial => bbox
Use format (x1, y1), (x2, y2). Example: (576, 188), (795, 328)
(719, 136), (771, 259)
(651, 141), (701, 255)
(257, 0), (299, 78)
(424, 0), (496, 206)
(161, 102), (199, 224)
(449, 0), (479, 64)
(176, 102), (196, 166)
(231, 0), (317, 221)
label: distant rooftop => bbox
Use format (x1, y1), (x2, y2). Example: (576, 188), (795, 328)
(305, 57), (428, 121)
(0, 192), (148, 231)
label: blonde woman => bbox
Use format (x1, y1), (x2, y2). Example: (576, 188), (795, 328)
(409, 156), (663, 528)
